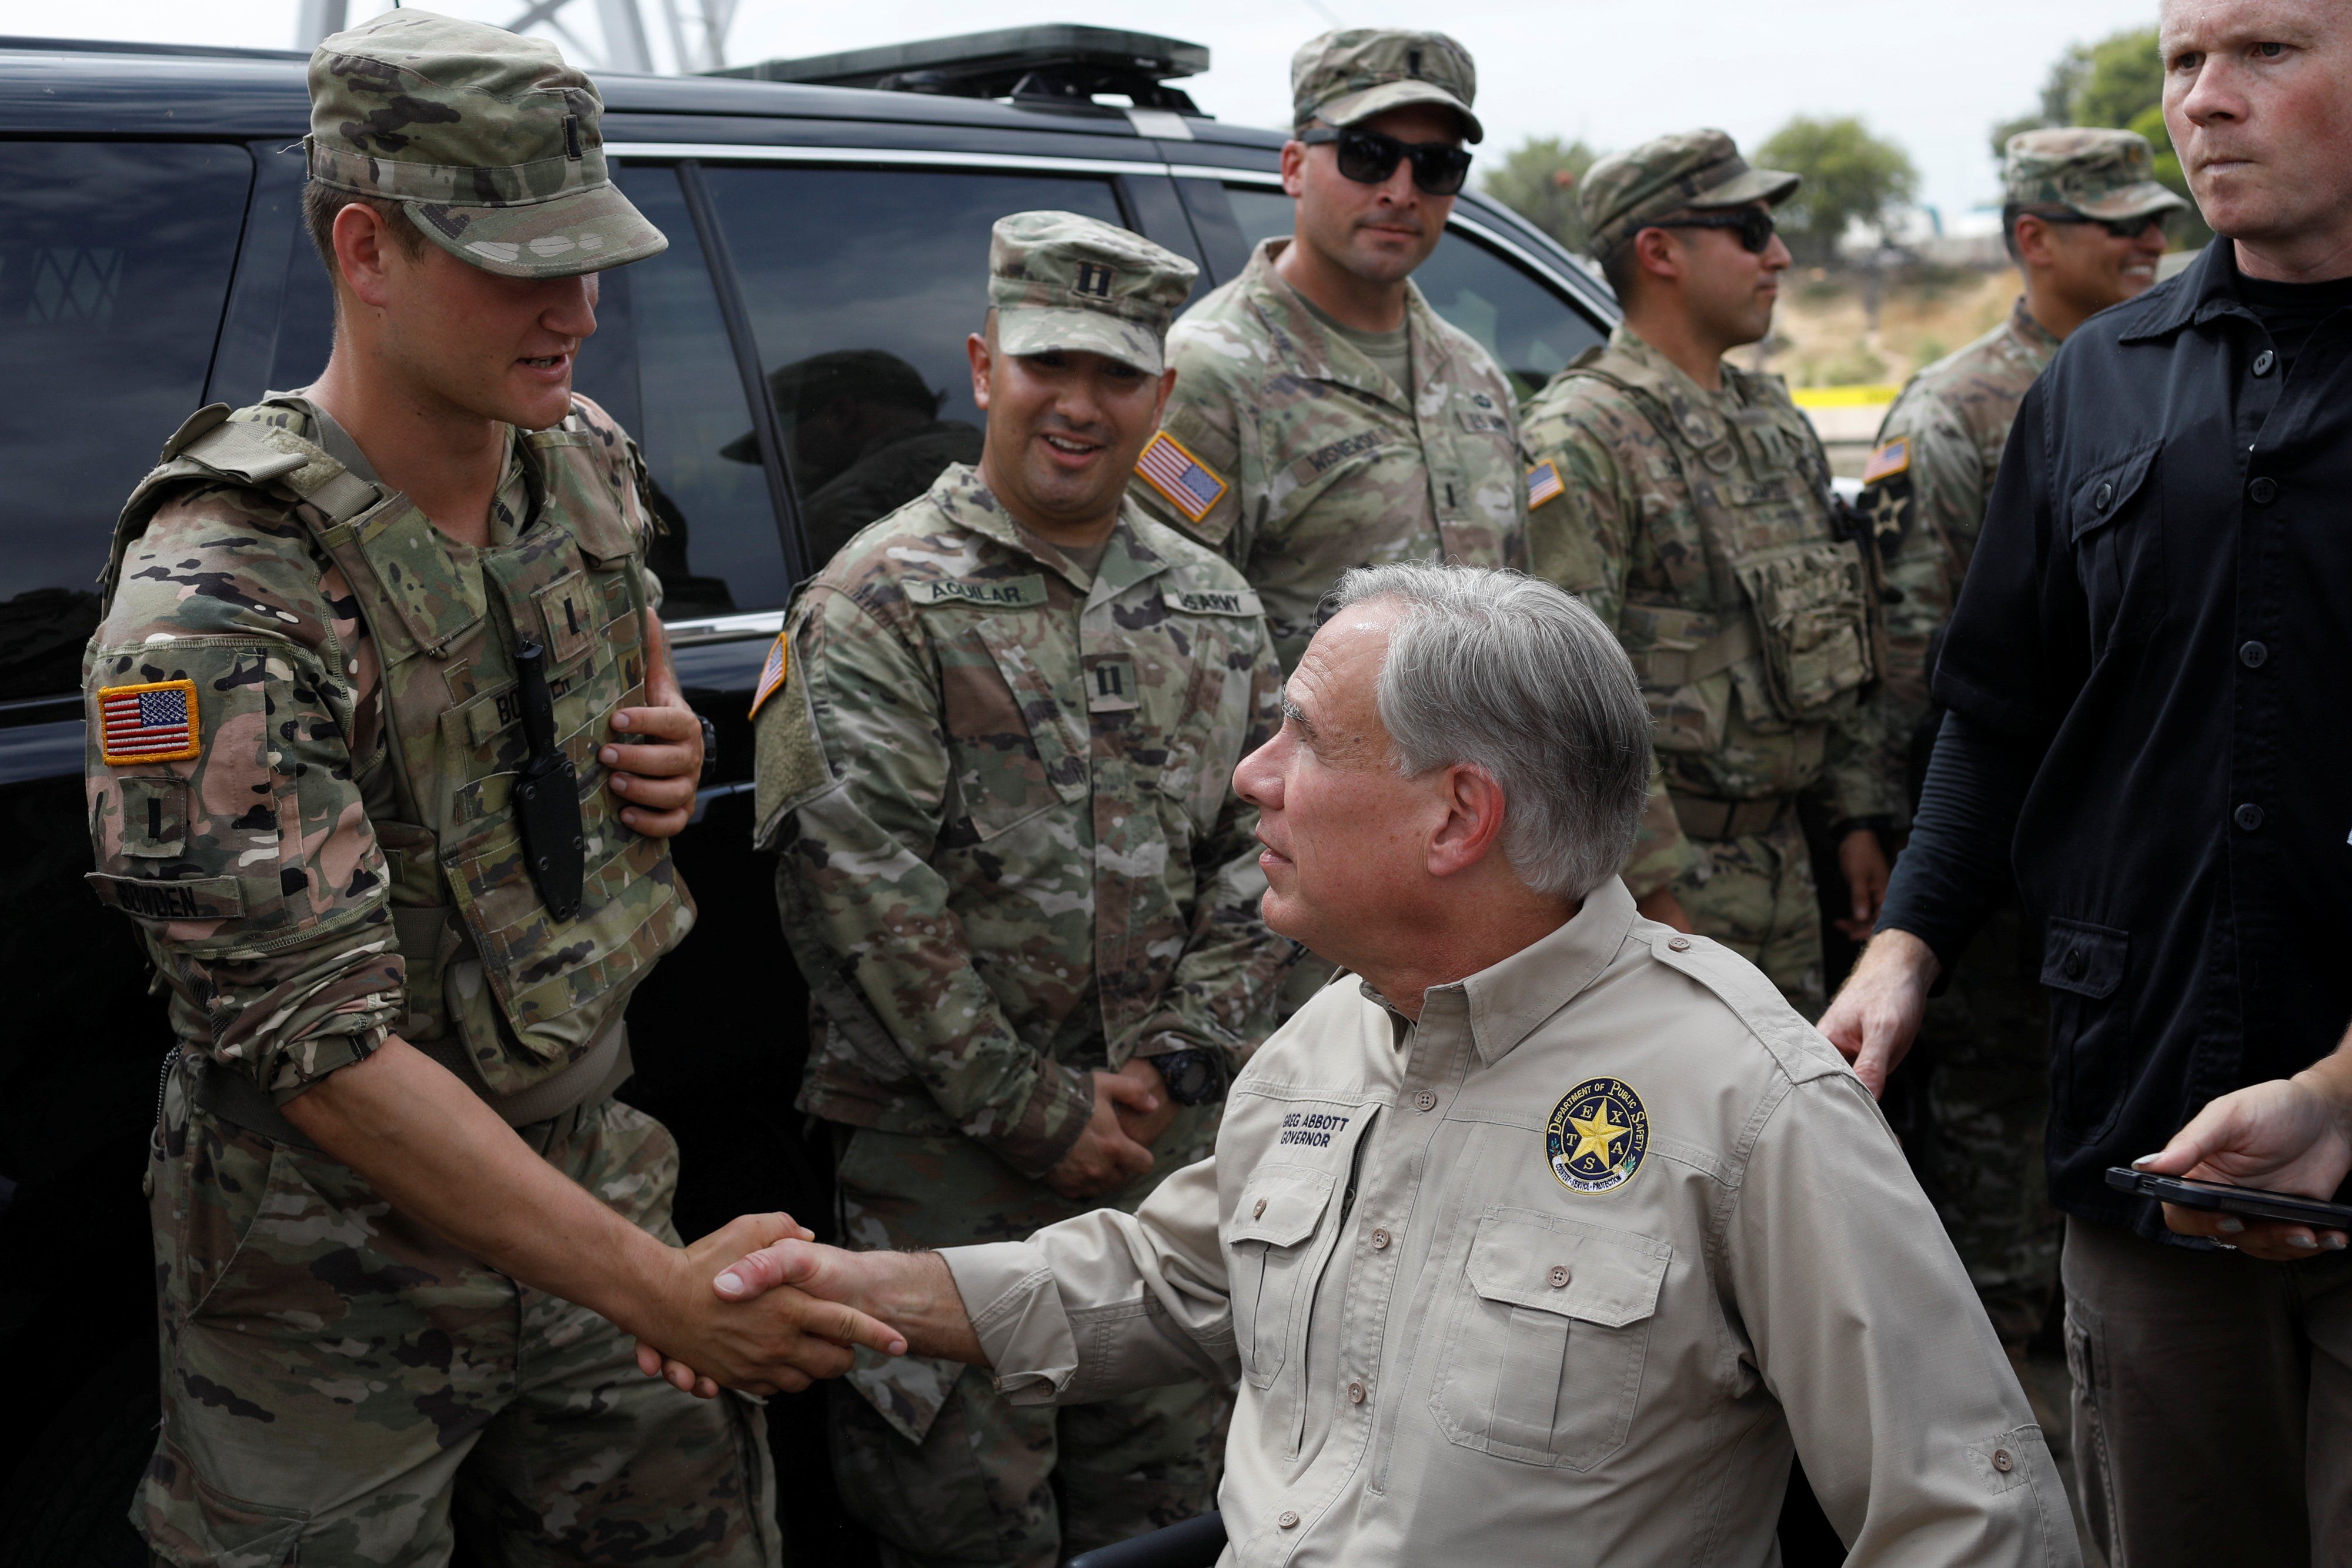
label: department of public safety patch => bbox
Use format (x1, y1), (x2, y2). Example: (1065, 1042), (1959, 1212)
(1134, 430), (1228, 523)
(1862, 439), (1911, 484)
(1545, 1076), (1650, 1194)
(747, 633), (789, 720)
(1525, 460), (1565, 510)
(98, 678), (200, 766)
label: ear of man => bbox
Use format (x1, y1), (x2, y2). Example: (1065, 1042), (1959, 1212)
(1426, 761), (1509, 880)
(302, 180), (427, 279)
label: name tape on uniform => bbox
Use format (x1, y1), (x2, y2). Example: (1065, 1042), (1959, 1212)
(1135, 431), (1228, 523)
(98, 678), (201, 766)
(907, 575), (1049, 610)
(1161, 582), (1264, 618)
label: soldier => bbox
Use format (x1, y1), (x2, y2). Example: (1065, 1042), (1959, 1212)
(1857, 128), (2181, 1356)
(749, 212), (1289, 1566)
(1521, 129), (1902, 1014)
(83, 14), (898, 1563)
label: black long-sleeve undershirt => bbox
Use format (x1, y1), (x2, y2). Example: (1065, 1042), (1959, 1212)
(1875, 709), (2036, 970)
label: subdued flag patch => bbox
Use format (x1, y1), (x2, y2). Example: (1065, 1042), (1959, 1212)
(1134, 431), (1228, 523)
(99, 679), (201, 765)
(1863, 439), (1911, 485)
(747, 633), (789, 720)
(1526, 460), (1565, 510)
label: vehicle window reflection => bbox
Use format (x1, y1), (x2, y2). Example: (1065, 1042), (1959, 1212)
(612, 165), (787, 619)
(701, 165), (1125, 570)
(0, 142), (252, 701)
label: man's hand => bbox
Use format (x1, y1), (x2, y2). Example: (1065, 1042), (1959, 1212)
(640, 1239), (987, 1393)
(1045, 1070), (1158, 1200)
(630, 1212), (909, 1398)
(1114, 1056), (1180, 1148)
(1633, 886), (1694, 932)
(1833, 827), (1891, 942)
(1818, 928), (1939, 1098)
(603, 611), (704, 838)
(2136, 1045), (2352, 1260)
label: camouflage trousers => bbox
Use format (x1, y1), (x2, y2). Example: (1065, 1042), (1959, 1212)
(139, 1057), (779, 1568)
(829, 1124), (1231, 1568)
(1676, 807), (1824, 1015)
(1900, 906), (2062, 1349)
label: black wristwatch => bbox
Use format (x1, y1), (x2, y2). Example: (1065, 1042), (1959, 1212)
(697, 714), (719, 787)
(1148, 1048), (1228, 1106)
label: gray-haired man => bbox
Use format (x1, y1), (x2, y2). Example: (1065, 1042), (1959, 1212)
(678, 565), (2070, 1564)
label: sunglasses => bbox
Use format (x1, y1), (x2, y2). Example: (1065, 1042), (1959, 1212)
(2029, 209), (2170, 240)
(1298, 126), (1474, 196)
(1647, 208), (1779, 255)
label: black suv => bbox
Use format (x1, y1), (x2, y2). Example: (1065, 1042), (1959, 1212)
(0, 26), (1615, 1562)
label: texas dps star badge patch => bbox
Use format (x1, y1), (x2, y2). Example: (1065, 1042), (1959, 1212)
(1546, 1076), (1650, 1194)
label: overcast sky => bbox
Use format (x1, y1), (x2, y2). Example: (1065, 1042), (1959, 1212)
(6, 0), (2164, 226)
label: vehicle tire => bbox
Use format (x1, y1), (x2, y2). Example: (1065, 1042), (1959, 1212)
(0, 1336), (156, 1568)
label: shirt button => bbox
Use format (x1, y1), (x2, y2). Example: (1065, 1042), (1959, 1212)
(1252, 1198), (1267, 1219)
(1414, 1090), (1438, 1112)
(2240, 640), (2269, 668)
(1668, 935), (1692, 951)
(1992, 1449), (2015, 1473)
(1278, 1510), (1301, 1530)
(2094, 480), (2115, 511)
(2250, 476), (2279, 504)
(2236, 803), (2265, 831)
(1347, 1380), (1367, 1404)
(1371, 1228), (1392, 1250)
(1548, 1265), (1570, 1289)
(2253, 349), (2276, 376)
(2062, 948), (2086, 981)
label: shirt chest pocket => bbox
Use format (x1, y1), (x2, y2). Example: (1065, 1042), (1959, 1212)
(2066, 441), (2166, 651)
(935, 614), (1087, 842)
(1429, 1211), (1671, 1471)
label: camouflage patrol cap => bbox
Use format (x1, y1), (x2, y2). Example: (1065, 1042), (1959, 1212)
(1291, 29), (1483, 145)
(307, 9), (663, 280)
(2004, 128), (2186, 222)
(988, 211), (1198, 376)
(1582, 129), (1800, 256)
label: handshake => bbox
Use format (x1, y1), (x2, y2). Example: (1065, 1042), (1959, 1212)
(623, 1060), (1174, 1397)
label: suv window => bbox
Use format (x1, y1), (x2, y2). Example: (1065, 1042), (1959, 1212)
(1220, 184), (1603, 400)
(700, 164), (1125, 570)
(0, 141), (254, 701)
(606, 165), (789, 621)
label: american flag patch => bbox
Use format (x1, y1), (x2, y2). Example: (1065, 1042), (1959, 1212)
(1526, 460), (1565, 510)
(1134, 432), (1228, 523)
(1862, 439), (1910, 485)
(98, 679), (201, 765)
(747, 633), (790, 720)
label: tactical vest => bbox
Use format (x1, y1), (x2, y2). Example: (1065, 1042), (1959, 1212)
(1563, 346), (1877, 798)
(104, 398), (693, 1122)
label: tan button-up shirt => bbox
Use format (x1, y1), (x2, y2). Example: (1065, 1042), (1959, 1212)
(943, 880), (2075, 1566)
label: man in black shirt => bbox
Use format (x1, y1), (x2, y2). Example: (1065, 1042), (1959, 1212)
(1821, 3), (2352, 1562)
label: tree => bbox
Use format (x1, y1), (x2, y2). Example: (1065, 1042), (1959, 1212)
(1481, 136), (1602, 255)
(1755, 116), (1919, 265)
(1992, 26), (2210, 249)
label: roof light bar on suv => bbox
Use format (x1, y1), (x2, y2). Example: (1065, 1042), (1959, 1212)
(713, 24), (1210, 113)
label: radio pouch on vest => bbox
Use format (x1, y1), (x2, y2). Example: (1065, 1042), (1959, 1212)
(512, 638), (586, 921)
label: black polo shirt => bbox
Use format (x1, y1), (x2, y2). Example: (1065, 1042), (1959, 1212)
(1886, 240), (2352, 1238)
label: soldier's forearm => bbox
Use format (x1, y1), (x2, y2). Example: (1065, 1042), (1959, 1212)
(280, 1037), (684, 1335)
(843, 1249), (987, 1365)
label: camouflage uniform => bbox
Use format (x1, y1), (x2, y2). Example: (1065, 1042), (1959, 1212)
(754, 214), (1289, 1568)
(1127, 29), (1526, 677)
(82, 16), (775, 1564)
(1523, 131), (1900, 1012)
(1858, 128), (2181, 1349)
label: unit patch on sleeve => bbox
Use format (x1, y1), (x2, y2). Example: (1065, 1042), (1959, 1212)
(1525, 460), (1565, 510)
(98, 678), (201, 766)
(1134, 430), (1229, 523)
(1546, 1076), (1650, 1194)
(747, 632), (790, 720)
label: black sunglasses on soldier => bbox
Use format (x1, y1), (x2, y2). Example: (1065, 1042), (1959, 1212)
(2027, 209), (2170, 241)
(1647, 208), (1779, 255)
(1298, 126), (1474, 196)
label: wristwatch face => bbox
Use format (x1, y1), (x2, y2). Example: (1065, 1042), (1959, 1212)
(1158, 1049), (1222, 1105)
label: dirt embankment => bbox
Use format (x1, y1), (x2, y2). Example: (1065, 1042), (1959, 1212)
(1756, 265), (2022, 391)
